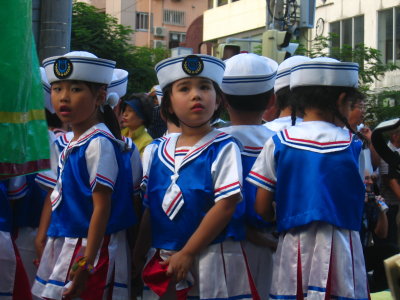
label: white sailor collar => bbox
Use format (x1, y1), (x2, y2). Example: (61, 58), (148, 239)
(157, 129), (232, 172)
(277, 121), (353, 153)
(223, 125), (275, 157)
(66, 123), (125, 150)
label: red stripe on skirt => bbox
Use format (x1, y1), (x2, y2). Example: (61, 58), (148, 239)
(11, 238), (32, 300)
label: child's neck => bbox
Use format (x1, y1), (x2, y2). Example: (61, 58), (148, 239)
(302, 108), (335, 124)
(71, 120), (100, 141)
(177, 124), (213, 147)
(229, 110), (263, 125)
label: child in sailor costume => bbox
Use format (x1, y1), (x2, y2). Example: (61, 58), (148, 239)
(135, 54), (259, 300)
(264, 55), (310, 132)
(0, 177), (32, 300)
(248, 58), (369, 299)
(31, 51), (140, 300)
(221, 53), (278, 300)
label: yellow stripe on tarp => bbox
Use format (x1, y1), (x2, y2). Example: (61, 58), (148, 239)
(0, 109), (45, 123)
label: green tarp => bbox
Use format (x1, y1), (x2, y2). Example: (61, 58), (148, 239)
(0, 0), (50, 177)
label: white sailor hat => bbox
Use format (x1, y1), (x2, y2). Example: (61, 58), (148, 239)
(274, 55), (311, 93)
(40, 67), (54, 113)
(290, 57), (359, 89)
(106, 68), (129, 109)
(155, 85), (163, 104)
(155, 54), (225, 89)
(221, 53), (278, 96)
(42, 51), (116, 85)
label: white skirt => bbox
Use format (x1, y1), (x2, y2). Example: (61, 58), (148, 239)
(15, 227), (38, 287)
(242, 237), (274, 300)
(31, 230), (130, 300)
(0, 230), (32, 300)
(270, 221), (369, 300)
(142, 239), (259, 300)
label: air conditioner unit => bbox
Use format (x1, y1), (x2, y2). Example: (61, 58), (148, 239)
(154, 26), (167, 37)
(153, 40), (167, 48)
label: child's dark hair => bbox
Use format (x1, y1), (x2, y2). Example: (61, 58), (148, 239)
(275, 86), (292, 112)
(121, 93), (154, 128)
(291, 85), (358, 134)
(224, 89), (274, 112)
(160, 81), (224, 127)
(85, 81), (122, 141)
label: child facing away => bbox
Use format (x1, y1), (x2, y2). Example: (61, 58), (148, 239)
(31, 51), (139, 300)
(220, 53), (278, 300)
(248, 57), (369, 299)
(134, 54), (259, 300)
(263, 55), (311, 132)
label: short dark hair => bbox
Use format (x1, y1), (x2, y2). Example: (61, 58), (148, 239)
(160, 81), (225, 127)
(224, 89), (274, 112)
(275, 86), (292, 111)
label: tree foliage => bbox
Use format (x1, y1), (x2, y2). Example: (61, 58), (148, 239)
(71, 1), (169, 95)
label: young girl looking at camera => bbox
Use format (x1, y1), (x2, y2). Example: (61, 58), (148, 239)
(248, 57), (369, 299)
(135, 54), (258, 300)
(31, 51), (138, 300)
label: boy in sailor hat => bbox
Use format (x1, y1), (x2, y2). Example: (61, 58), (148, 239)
(221, 52), (278, 300)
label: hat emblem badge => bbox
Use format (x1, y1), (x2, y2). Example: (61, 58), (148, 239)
(182, 55), (204, 75)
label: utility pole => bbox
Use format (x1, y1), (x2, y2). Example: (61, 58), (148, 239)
(38, 0), (72, 62)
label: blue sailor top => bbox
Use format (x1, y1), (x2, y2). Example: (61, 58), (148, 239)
(223, 125), (276, 230)
(47, 123), (137, 238)
(248, 121), (365, 232)
(142, 129), (243, 251)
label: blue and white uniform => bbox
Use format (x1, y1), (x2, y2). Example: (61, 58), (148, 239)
(248, 121), (369, 300)
(142, 129), (258, 300)
(32, 123), (141, 300)
(0, 176), (31, 300)
(223, 125), (276, 300)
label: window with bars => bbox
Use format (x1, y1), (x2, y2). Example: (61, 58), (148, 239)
(163, 10), (185, 26)
(378, 6), (400, 65)
(136, 12), (151, 31)
(169, 32), (186, 48)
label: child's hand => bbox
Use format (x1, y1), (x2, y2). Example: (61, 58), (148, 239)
(161, 250), (194, 283)
(62, 268), (90, 298)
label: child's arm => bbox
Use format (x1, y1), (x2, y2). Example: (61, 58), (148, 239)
(163, 193), (240, 282)
(132, 208), (152, 278)
(35, 190), (52, 262)
(63, 183), (112, 298)
(254, 187), (275, 222)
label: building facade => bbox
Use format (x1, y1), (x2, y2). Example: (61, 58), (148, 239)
(203, 0), (268, 53)
(79, 0), (208, 50)
(313, 0), (400, 92)
(204, 0), (400, 92)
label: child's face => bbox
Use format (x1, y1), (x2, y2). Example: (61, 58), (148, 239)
(121, 105), (144, 131)
(169, 77), (218, 128)
(51, 80), (103, 129)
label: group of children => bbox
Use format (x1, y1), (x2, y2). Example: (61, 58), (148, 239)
(0, 49), (371, 300)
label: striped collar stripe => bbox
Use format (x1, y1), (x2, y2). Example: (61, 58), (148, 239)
(281, 129), (352, 147)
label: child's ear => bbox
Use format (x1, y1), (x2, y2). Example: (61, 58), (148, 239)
(96, 87), (107, 106)
(336, 92), (349, 116)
